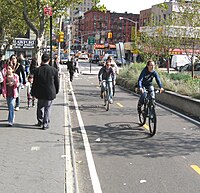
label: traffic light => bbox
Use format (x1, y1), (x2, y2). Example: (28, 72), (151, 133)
(58, 31), (64, 42)
(108, 32), (112, 39)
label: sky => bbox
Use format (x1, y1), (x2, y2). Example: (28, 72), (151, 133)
(99, 0), (165, 14)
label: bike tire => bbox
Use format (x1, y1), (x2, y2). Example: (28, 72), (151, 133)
(106, 89), (109, 111)
(138, 105), (146, 126)
(106, 100), (109, 111)
(148, 106), (157, 136)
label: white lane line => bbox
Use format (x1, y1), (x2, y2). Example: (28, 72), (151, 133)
(69, 81), (102, 193)
(63, 74), (77, 193)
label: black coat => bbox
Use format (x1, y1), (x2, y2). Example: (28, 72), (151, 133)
(31, 63), (59, 100)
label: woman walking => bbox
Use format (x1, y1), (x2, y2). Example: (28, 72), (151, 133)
(2, 64), (19, 126)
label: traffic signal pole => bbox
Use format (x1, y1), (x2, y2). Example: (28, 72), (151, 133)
(58, 16), (63, 67)
(50, 15), (53, 65)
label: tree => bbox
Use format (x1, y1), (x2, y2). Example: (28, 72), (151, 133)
(171, 0), (200, 78)
(0, 1), (27, 55)
(1, 0), (106, 60)
(139, 0), (200, 77)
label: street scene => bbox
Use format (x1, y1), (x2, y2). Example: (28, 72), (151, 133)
(0, 0), (200, 193)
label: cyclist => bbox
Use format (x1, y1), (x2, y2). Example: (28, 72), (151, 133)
(107, 55), (119, 75)
(98, 61), (116, 104)
(137, 60), (164, 113)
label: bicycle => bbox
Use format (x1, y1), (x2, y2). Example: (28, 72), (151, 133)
(138, 88), (160, 136)
(101, 80), (113, 111)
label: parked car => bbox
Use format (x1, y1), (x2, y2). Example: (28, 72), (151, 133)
(115, 58), (128, 66)
(60, 53), (69, 65)
(179, 62), (200, 72)
(78, 54), (89, 60)
(89, 54), (100, 63)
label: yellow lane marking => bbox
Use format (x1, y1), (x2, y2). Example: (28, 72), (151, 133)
(116, 103), (123, 108)
(191, 165), (200, 175)
(143, 124), (149, 131)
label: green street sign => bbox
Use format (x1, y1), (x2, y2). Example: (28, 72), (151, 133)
(88, 36), (95, 45)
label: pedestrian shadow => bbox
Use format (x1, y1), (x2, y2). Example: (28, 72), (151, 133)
(0, 123), (44, 130)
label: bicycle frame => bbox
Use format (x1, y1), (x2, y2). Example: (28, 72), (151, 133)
(101, 80), (112, 111)
(139, 88), (158, 136)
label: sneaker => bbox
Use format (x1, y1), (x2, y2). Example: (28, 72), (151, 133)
(42, 125), (49, 130)
(35, 121), (42, 127)
(8, 122), (13, 127)
(15, 107), (19, 111)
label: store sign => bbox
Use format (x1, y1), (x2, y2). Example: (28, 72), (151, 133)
(14, 39), (35, 49)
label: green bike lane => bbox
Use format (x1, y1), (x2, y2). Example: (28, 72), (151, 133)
(69, 72), (200, 193)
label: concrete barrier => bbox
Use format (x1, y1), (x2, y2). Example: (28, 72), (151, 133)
(116, 77), (200, 120)
(156, 90), (200, 119)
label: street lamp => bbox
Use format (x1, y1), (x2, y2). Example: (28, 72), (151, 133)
(119, 16), (138, 63)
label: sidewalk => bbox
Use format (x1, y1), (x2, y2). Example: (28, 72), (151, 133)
(0, 75), (67, 193)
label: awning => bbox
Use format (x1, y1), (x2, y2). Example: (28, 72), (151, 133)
(94, 44), (105, 49)
(109, 44), (116, 49)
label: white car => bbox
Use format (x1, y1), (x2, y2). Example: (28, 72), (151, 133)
(79, 54), (89, 60)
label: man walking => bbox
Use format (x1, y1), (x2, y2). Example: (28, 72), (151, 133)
(31, 53), (59, 130)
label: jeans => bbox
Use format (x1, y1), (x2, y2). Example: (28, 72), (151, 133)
(101, 80), (113, 101)
(15, 86), (21, 108)
(138, 86), (155, 106)
(6, 97), (16, 123)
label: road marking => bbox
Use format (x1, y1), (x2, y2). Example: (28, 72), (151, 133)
(69, 81), (103, 193)
(64, 74), (78, 193)
(116, 102), (123, 107)
(191, 165), (200, 175)
(143, 124), (149, 130)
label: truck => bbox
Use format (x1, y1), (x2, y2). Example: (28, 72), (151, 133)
(171, 55), (191, 70)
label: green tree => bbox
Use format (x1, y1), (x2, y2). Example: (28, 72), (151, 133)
(171, 0), (200, 78)
(0, 1), (27, 55)
(139, 2), (181, 67)
(0, 0), (106, 59)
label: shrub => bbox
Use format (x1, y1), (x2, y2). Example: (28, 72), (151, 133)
(117, 63), (200, 99)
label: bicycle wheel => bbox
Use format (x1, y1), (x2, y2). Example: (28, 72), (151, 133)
(148, 105), (157, 136)
(138, 105), (146, 126)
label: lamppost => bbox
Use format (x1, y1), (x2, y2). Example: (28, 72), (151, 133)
(119, 16), (138, 63)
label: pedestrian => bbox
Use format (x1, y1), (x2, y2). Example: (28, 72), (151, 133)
(53, 54), (59, 70)
(31, 53), (59, 130)
(2, 64), (20, 126)
(9, 54), (26, 111)
(74, 58), (79, 74)
(67, 58), (75, 82)
(26, 74), (35, 109)
(29, 57), (38, 75)
(19, 53), (30, 77)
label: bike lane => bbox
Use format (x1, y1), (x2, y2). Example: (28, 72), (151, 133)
(69, 72), (200, 193)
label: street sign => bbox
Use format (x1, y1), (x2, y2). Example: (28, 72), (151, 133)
(44, 6), (52, 16)
(88, 36), (95, 45)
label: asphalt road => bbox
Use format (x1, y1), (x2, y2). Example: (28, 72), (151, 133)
(68, 61), (200, 193)
(0, 62), (199, 193)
